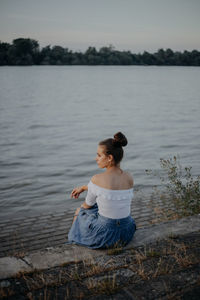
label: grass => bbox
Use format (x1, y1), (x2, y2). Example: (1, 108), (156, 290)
(0, 288), (15, 299)
(146, 155), (200, 221)
(106, 246), (124, 256)
(167, 232), (180, 240)
(1, 232), (200, 299)
(86, 275), (120, 295)
(146, 249), (161, 258)
(1, 155), (199, 299)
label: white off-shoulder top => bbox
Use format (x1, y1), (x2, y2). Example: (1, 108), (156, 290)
(85, 181), (134, 219)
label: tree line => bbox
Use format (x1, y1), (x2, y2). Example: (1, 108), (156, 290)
(0, 38), (200, 66)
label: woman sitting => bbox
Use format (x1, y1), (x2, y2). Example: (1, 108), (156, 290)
(68, 132), (136, 249)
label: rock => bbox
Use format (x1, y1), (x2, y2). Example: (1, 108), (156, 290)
(0, 280), (10, 287)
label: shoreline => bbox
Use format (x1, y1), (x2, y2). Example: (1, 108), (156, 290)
(0, 189), (157, 222)
(0, 215), (200, 299)
(0, 192), (167, 259)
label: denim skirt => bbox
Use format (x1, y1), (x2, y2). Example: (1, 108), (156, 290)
(68, 204), (136, 249)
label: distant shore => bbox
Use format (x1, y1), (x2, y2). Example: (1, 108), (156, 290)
(0, 38), (200, 66)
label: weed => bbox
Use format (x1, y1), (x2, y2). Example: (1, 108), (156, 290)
(153, 258), (173, 277)
(83, 263), (105, 277)
(146, 155), (200, 219)
(171, 242), (195, 267)
(0, 287), (15, 298)
(106, 241), (124, 256)
(87, 275), (120, 295)
(107, 247), (123, 256)
(134, 249), (147, 263)
(137, 263), (150, 280)
(146, 249), (161, 257)
(173, 251), (194, 267)
(167, 232), (179, 240)
(71, 271), (82, 281)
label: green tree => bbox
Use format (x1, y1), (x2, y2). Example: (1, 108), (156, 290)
(106, 53), (120, 65)
(173, 51), (183, 65)
(50, 46), (65, 64)
(165, 48), (175, 65)
(191, 50), (200, 66)
(117, 51), (133, 65)
(142, 51), (156, 65)
(84, 47), (101, 64)
(10, 38), (39, 65)
(0, 42), (10, 65)
(131, 53), (141, 65)
(99, 45), (115, 64)
(1, 38), (200, 66)
(40, 45), (52, 65)
(85, 46), (98, 56)
(154, 48), (165, 65)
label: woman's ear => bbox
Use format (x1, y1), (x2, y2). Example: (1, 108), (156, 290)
(108, 154), (114, 162)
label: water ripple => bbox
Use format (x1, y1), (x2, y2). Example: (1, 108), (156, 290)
(0, 66), (199, 219)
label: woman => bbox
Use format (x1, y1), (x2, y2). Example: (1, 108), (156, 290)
(68, 132), (136, 249)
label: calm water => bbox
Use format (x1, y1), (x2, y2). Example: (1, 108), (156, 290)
(0, 66), (200, 220)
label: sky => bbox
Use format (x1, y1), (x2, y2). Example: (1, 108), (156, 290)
(0, 0), (200, 53)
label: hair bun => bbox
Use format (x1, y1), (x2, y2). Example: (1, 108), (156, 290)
(113, 132), (128, 147)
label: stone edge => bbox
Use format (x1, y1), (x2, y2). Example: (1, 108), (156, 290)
(0, 214), (200, 280)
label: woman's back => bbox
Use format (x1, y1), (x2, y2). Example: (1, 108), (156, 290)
(91, 169), (133, 191)
(68, 132), (136, 249)
(86, 180), (133, 219)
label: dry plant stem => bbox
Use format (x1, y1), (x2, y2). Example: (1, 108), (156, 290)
(2, 232), (199, 299)
(146, 155), (200, 221)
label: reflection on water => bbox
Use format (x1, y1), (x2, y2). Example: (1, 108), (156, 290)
(0, 66), (200, 219)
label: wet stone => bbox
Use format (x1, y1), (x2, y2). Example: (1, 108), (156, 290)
(0, 198), (194, 258)
(0, 280), (11, 288)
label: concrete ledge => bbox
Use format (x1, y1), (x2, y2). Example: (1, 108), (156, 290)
(126, 214), (200, 249)
(0, 257), (32, 279)
(0, 214), (199, 280)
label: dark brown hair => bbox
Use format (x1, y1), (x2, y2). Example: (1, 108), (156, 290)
(99, 132), (128, 165)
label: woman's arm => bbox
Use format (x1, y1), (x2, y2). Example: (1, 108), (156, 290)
(81, 201), (93, 209)
(71, 178), (97, 209)
(70, 185), (88, 199)
(71, 185), (93, 210)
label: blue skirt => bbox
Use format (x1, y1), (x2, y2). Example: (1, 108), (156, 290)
(68, 204), (136, 249)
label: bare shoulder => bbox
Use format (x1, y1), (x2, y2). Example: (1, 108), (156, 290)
(91, 171), (134, 189)
(123, 171), (134, 187)
(91, 173), (104, 185)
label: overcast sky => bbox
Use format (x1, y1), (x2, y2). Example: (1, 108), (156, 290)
(0, 0), (200, 53)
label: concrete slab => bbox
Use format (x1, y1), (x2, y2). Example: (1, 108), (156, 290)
(126, 214), (200, 248)
(0, 214), (199, 280)
(0, 257), (32, 279)
(24, 244), (102, 270)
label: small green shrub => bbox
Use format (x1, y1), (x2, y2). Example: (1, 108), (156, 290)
(146, 156), (200, 217)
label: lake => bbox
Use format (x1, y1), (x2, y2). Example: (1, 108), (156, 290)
(0, 66), (200, 220)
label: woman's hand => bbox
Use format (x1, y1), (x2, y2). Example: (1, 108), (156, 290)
(70, 185), (87, 199)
